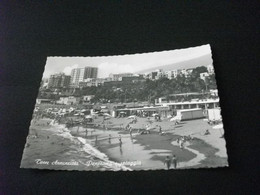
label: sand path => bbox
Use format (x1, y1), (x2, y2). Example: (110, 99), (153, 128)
(170, 141), (205, 168)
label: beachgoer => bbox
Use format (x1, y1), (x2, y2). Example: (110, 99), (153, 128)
(180, 141), (184, 149)
(146, 124), (151, 134)
(129, 127), (133, 136)
(172, 155), (178, 169)
(125, 123), (130, 131)
(179, 139), (184, 149)
(108, 134), (111, 144)
(164, 156), (171, 170)
(119, 135), (122, 147)
(204, 129), (210, 135)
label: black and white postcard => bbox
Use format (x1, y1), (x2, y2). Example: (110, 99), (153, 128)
(20, 44), (228, 171)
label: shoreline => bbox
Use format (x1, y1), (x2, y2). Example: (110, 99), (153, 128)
(22, 117), (228, 170)
(21, 118), (131, 171)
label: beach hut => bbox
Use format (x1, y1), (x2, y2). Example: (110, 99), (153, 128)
(176, 108), (204, 120)
(207, 108), (222, 121)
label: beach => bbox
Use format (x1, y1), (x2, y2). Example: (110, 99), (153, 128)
(21, 115), (228, 171)
(20, 118), (130, 171)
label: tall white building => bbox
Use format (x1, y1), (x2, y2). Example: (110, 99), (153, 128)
(165, 69), (182, 79)
(70, 67), (98, 87)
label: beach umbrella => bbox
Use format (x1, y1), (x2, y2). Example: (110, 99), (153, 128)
(213, 124), (223, 129)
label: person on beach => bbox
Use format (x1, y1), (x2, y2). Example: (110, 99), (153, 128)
(129, 127), (133, 136)
(204, 129), (210, 135)
(125, 123), (130, 131)
(145, 124), (151, 134)
(164, 156), (171, 170)
(119, 135), (122, 147)
(108, 134), (112, 144)
(179, 139), (184, 149)
(172, 155), (178, 169)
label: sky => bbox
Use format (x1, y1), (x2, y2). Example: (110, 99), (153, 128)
(42, 44), (212, 78)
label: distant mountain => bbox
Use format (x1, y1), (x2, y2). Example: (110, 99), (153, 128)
(136, 54), (212, 74)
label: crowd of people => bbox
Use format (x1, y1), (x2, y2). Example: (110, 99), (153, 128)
(31, 105), (215, 171)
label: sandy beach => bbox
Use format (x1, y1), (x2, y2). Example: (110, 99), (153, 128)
(21, 118), (130, 171)
(92, 116), (228, 169)
(21, 115), (228, 171)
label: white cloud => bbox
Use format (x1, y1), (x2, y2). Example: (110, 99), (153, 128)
(63, 64), (79, 75)
(98, 62), (135, 78)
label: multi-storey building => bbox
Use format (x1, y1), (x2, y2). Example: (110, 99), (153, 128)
(200, 72), (209, 81)
(70, 67), (98, 87)
(148, 71), (158, 80)
(48, 73), (70, 89)
(86, 78), (105, 87)
(40, 78), (49, 89)
(186, 68), (193, 76)
(109, 73), (134, 81)
(154, 69), (166, 80)
(207, 64), (214, 74)
(164, 70), (179, 79)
